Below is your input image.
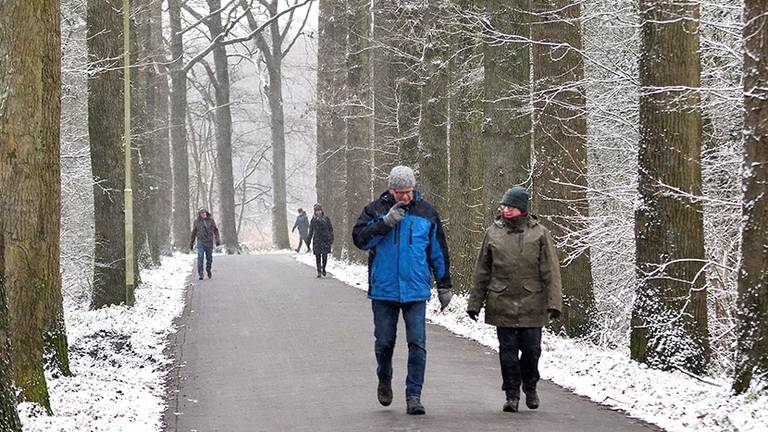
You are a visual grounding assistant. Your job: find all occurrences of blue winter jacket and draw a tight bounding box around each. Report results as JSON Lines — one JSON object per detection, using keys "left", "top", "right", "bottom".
{"left": 352, "top": 191, "right": 452, "bottom": 302}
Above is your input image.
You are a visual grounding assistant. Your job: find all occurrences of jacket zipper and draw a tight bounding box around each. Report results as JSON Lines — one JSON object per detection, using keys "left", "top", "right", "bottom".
{"left": 409, "top": 222, "right": 413, "bottom": 245}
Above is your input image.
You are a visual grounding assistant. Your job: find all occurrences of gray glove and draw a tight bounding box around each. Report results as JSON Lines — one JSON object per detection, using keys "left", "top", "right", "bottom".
{"left": 383, "top": 201, "right": 406, "bottom": 227}
{"left": 437, "top": 288, "right": 453, "bottom": 312}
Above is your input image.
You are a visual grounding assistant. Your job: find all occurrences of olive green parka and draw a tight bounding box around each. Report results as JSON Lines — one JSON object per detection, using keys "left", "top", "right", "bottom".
{"left": 467, "top": 215, "right": 563, "bottom": 328}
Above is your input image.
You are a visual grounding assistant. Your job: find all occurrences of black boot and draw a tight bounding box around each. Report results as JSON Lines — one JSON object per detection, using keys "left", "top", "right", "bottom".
{"left": 322, "top": 269, "right": 327, "bottom": 277}
{"left": 207, "top": 269, "right": 212, "bottom": 279}
{"left": 316, "top": 270, "right": 322, "bottom": 278}
{"left": 198, "top": 275, "right": 204, "bottom": 280}
{"left": 377, "top": 379, "right": 392, "bottom": 406}
{"left": 503, "top": 398, "right": 519, "bottom": 412}
{"left": 406, "top": 398, "right": 425, "bottom": 415}
{"left": 525, "top": 389, "right": 539, "bottom": 410}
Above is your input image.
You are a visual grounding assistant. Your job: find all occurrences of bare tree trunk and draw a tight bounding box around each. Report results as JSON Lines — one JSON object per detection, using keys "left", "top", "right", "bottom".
{"left": 267, "top": 2, "right": 290, "bottom": 250}
{"left": 733, "top": 0, "right": 768, "bottom": 394}
{"left": 205, "top": 0, "right": 239, "bottom": 253}
{"left": 0, "top": 0, "right": 63, "bottom": 410}
{"left": 0, "top": 235, "right": 22, "bottom": 431}
{"left": 142, "top": 0, "right": 173, "bottom": 264}
{"left": 530, "top": 0, "right": 595, "bottom": 337}
{"left": 88, "top": 0, "right": 127, "bottom": 308}
{"left": 484, "top": 0, "right": 531, "bottom": 213}
{"left": 631, "top": 0, "right": 710, "bottom": 374}
{"left": 169, "top": 0, "right": 192, "bottom": 251}
{"left": 317, "top": 0, "right": 348, "bottom": 259}
{"left": 417, "top": 1, "right": 450, "bottom": 213}
{"left": 447, "top": 0, "right": 484, "bottom": 294}
{"left": 344, "top": 0, "right": 373, "bottom": 262}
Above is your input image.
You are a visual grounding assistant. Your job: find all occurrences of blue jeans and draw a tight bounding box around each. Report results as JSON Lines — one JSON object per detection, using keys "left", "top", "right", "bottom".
{"left": 371, "top": 300, "right": 426, "bottom": 400}
{"left": 196, "top": 243, "right": 213, "bottom": 276}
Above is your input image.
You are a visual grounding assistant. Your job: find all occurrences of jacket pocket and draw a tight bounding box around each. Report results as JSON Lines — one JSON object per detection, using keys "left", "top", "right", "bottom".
{"left": 488, "top": 279, "right": 508, "bottom": 293}
{"left": 522, "top": 279, "right": 543, "bottom": 293}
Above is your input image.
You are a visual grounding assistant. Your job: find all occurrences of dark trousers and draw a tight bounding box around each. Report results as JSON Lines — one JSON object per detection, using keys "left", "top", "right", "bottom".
{"left": 296, "top": 235, "right": 309, "bottom": 251}
{"left": 497, "top": 327, "right": 542, "bottom": 398}
{"left": 196, "top": 243, "right": 213, "bottom": 277}
{"left": 372, "top": 300, "right": 427, "bottom": 400}
{"left": 315, "top": 253, "right": 328, "bottom": 273}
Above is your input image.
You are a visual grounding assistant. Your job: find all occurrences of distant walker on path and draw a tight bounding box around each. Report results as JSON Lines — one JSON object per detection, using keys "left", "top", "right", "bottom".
{"left": 190, "top": 208, "right": 221, "bottom": 280}
{"left": 306, "top": 203, "right": 333, "bottom": 277}
{"left": 292, "top": 208, "right": 310, "bottom": 253}
{"left": 352, "top": 165, "right": 453, "bottom": 416}
{"left": 467, "top": 186, "right": 563, "bottom": 413}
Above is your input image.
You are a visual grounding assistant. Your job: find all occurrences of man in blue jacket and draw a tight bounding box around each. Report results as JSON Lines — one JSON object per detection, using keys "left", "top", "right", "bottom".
{"left": 352, "top": 165, "right": 453, "bottom": 415}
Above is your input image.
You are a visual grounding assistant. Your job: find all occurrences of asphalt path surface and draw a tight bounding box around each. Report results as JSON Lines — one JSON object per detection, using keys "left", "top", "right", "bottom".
{"left": 165, "top": 254, "right": 659, "bottom": 432}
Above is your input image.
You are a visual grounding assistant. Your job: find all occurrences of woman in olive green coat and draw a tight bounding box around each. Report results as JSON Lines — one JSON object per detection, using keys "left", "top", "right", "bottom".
{"left": 466, "top": 186, "right": 562, "bottom": 413}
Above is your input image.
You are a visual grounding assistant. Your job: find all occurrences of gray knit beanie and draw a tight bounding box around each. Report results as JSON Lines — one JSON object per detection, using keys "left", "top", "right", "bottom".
{"left": 500, "top": 186, "right": 530, "bottom": 212}
{"left": 388, "top": 165, "right": 416, "bottom": 189}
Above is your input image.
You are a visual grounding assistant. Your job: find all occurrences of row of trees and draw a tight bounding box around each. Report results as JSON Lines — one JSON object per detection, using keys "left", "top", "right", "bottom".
{"left": 1, "top": 0, "right": 316, "bottom": 427}
{"left": 315, "top": 0, "right": 767, "bottom": 391}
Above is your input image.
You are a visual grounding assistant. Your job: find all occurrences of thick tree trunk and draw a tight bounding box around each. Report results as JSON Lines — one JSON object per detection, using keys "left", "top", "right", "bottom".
{"left": 142, "top": 0, "right": 173, "bottom": 264}
{"left": 417, "top": 1, "right": 450, "bottom": 213}
{"left": 267, "top": 7, "right": 291, "bottom": 250}
{"left": 371, "top": 1, "right": 400, "bottom": 192}
{"left": 88, "top": 0, "right": 127, "bottom": 308}
{"left": 447, "top": 0, "right": 484, "bottom": 294}
{"left": 206, "top": 0, "right": 239, "bottom": 254}
{"left": 169, "top": 0, "right": 191, "bottom": 251}
{"left": 484, "top": 0, "right": 531, "bottom": 213}
{"left": 0, "top": 0, "right": 63, "bottom": 410}
{"left": 0, "top": 236, "right": 22, "bottom": 431}
{"left": 631, "top": 0, "right": 710, "bottom": 373}
{"left": 344, "top": 0, "right": 373, "bottom": 262}
{"left": 530, "top": 0, "right": 596, "bottom": 338}
{"left": 733, "top": 0, "right": 768, "bottom": 394}
{"left": 316, "top": 0, "right": 348, "bottom": 259}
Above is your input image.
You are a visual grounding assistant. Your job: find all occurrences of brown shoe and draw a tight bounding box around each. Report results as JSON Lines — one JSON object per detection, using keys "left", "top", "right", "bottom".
{"left": 503, "top": 398, "right": 519, "bottom": 412}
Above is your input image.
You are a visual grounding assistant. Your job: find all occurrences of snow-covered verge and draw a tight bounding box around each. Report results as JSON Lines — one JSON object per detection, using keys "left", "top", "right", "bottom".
{"left": 19, "top": 253, "right": 193, "bottom": 432}
{"left": 295, "top": 253, "right": 768, "bottom": 432}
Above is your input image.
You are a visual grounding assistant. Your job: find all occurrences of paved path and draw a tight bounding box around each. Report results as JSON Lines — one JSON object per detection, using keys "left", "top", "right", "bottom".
{"left": 165, "top": 254, "right": 658, "bottom": 432}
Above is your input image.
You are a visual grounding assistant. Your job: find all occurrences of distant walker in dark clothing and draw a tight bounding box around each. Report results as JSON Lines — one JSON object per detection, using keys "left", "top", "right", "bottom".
{"left": 292, "top": 208, "right": 310, "bottom": 253}
{"left": 306, "top": 203, "right": 333, "bottom": 277}
{"left": 190, "top": 208, "right": 221, "bottom": 280}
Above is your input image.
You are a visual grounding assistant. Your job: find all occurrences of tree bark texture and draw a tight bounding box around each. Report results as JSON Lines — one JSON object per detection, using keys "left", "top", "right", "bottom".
{"left": 530, "top": 0, "right": 596, "bottom": 337}
{"left": 447, "top": 0, "right": 484, "bottom": 294}
{"left": 316, "top": 0, "right": 348, "bottom": 259}
{"left": 0, "top": 0, "right": 64, "bottom": 409}
{"left": 169, "top": 0, "right": 192, "bottom": 251}
{"left": 344, "top": 0, "right": 373, "bottom": 262}
{"left": 417, "top": 1, "right": 450, "bottom": 214}
{"left": 483, "top": 0, "right": 531, "bottom": 214}
{"left": 0, "top": 235, "right": 22, "bottom": 431}
{"left": 205, "top": 0, "right": 239, "bottom": 253}
{"left": 87, "top": 0, "right": 127, "bottom": 308}
{"left": 631, "top": 0, "right": 710, "bottom": 374}
{"left": 733, "top": 0, "right": 768, "bottom": 394}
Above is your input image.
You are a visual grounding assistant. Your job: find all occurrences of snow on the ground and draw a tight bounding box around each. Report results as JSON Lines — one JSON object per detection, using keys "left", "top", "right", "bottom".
{"left": 19, "top": 253, "right": 193, "bottom": 432}
{"left": 295, "top": 252, "right": 768, "bottom": 432}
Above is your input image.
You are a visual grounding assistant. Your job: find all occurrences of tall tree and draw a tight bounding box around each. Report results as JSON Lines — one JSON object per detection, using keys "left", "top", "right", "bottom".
{"left": 87, "top": 0, "right": 127, "bottom": 307}
{"left": 344, "top": 0, "right": 374, "bottom": 262}
{"left": 202, "top": 0, "right": 239, "bottom": 253}
{"left": 0, "top": 0, "right": 64, "bottom": 410}
{"left": 447, "top": 0, "right": 485, "bottom": 293}
{"left": 530, "top": 0, "right": 595, "bottom": 337}
{"left": 417, "top": 0, "right": 450, "bottom": 213}
{"left": 141, "top": 0, "right": 173, "bottom": 264}
{"left": 733, "top": 0, "right": 768, "bottom": 394}
{"left": 483, "top": 0, "right": 531, "bottom": 213}
{"left": 631, "top": 0, "right": 710, "bottom": 373}
{"left": 316, "top": 0, "right": 348, "bottom": 259}
{"left": 169, "top": 0, "right": 192, "bottom": 251}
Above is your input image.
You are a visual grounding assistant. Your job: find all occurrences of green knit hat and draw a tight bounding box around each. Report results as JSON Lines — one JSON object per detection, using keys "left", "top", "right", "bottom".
{"left": 500, "top": 186, "right": 529, "bottom": 212}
